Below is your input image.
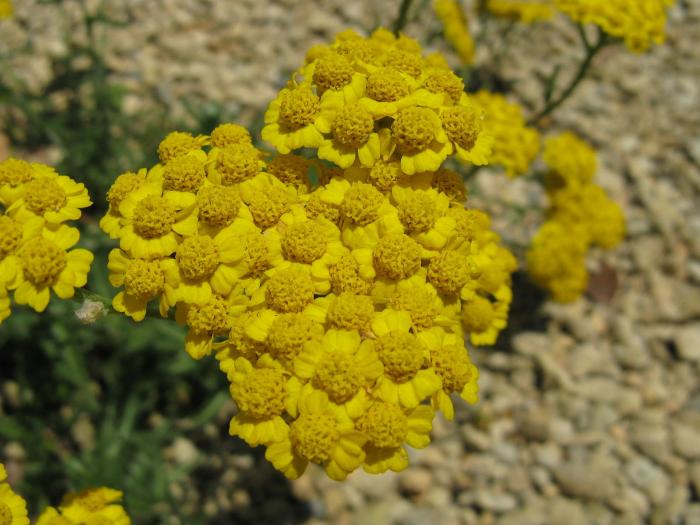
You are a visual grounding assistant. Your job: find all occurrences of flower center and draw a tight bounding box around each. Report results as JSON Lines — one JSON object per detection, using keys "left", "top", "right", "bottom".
{"left": 210, "top": 123, "right": 252, "bottom": 149}
{"left": 163, "top": 154, "right": 205, "bottom": 192}
{"left": 329, "top": 254, "right": 372, "bottom": 295}
{"left": 332, "top": 104, "right": 374, "bottom": 149}
{"left": 20, "top": 237, "right": 66, "bottom": 286}
{"left": 328, "top": 293, "right": 374, "bottom": 330}
{"left": 450, "top": 207, "right": 491, "bottom": 242}
{"left": 232, "top": 367, "right": 287, "bottom": 419}
{"left": 336, "top": 38, "right": 378, "bottom": 63}
{"left": 186, "top": 296, "right": 230, "bottom": 334}
{"left": 282, "top": 220, "right": 327, "bottom": 263}
{"left": 442, "top": 105, "right": 483, "bottom": 150}
{"left": 132, "top": 195, "right": 177, "bottom": 239}
{"left": 176, "top": 235, "right": 219, "bottom": 281}
{"left": 424, "top": 69, "right": 465, "bottom": 103}
{"left": 197, "top": 185, "right": 241, "bottom": 228}
{"left": 366, "top": 68, "right": 410, "bottom": 102}
{"left": 289, "top": 412, "right": 339, "bottom": 463}
{"left": 427, "top": 250, "right": 473, "bottom": 295}
{"left": 0, "top": 501, "right": 13, "bottom": 525}
{"left": 124, "top": 259, "right": 165, "bottom": 299}
{"left": 24, "top": 177, "right": 66, "bottom": 215}
{"left": 242, "top": 232, "right": 270, "bottom": 277}
{"left": 267, "top": 154, "right": 309, "bottom": 187}
{"left": 398, "top": 192, "right": 437, "bottom": 233}
{"left": 268, "top": 313, "right": 319, "bottom": 363}
{"left": 313, "top": 53, "right": 354, "bottom": 92}
{"left": 0, "top": 157, "right": 33, "bottom": 187}
{"left": 373, "top": 233, "right": 421, "bottom": 280}
{"left": 217, "top": 144, "right": 261, "bottom": 185}
{"left": 0, "top": 215, "right": 22, "bottom": 259}
{"left": 158, "top": 131, "right": 203, "bottom": 164}
{"left": 375, "top": 332, "right": 424, "bottom": 383}
{"left": 430, "top": 344, "right": 473, "bottom": 393}
{"left": 107, "top": 171, "right": 145, "bottom": 208}
{"left": 368, "top": 160, "right": 401, "bottom": 191}
{"left": 390, "top": 286, "right": 438, "bottom": 329}
{"left": 279, "top": 87, "right": 320, "bottom": 131}
{"left": 392, "top": 107, "right": 436, "bottom": 154}
{"left": 73, "top": 489, "right": 114, "bottom": 513}
{"left": 462, "top": 295, "right": 495, "bottom": 333}
{"left": 265, "top": 267, "right": 315, "bottom": 313}
{"left": 248, "top": 187, "right": 290, "bottom": 229}
{"left": 432, "top": 169, "right": 467, "bottom": 202}
{"left": 313, "top": 351, "right": 365, "bottom": 403}
{"left": 341, "top": 182, "right": 384, "bottom": 226}
{"left": 356, "top": 401, "right": 408, "bottom": 448}
{"left": 305, "top": 191, "right": 341, "bottom": 224}
{"left": 382, "top": 49, "right": 423, "bottom": 77}
{"left": 229, "top": 312, "right": 268, "bottom": 360}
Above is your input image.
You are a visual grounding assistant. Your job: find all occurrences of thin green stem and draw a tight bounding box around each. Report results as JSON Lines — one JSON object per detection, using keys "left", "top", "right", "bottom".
{"left": 393, "top": 0, "right": 414, "bottom": 35}
{"left": 529, "top": 26, "right": 610, "bottom": 126}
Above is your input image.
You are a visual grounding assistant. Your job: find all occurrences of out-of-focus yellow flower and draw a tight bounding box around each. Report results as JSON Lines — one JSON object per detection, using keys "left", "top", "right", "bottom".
{"left": 0, "top": 462, "right": 29, "bottom": 525}
{"left": 542, "top": 131, "right": 596, "bottom": 189}
{"left": 433, "top": 0, "right": 476, "bottom": 64}
{"left": 0, "top": 0, "right": 13, "bottom": 19}
{"left": 486, "top": 0, "right": 554, "bottom": 23}
{"left": 37, "top": 487, "right": 131, "bottom": 525}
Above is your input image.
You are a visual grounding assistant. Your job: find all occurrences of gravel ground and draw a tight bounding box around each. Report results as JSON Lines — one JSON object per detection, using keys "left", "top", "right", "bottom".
{"left": 3, "top": 1, "right": 700, "bottom": 524}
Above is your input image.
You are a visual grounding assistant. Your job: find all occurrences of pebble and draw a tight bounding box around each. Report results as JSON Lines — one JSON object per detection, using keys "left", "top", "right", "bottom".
{"left": 675, "top": 323, "right": 700, "bottom": 361}
{"left": 398, "top": 468, "right": 433, "bottom": 497}
{"left": 671, "top": 423, "right": 700, "bottom": 459}
{"left": 624, "top": 457, "right": 671, "bottom": 505}
{"left": 552, "top": 461, "right": 617, "bottom": 501}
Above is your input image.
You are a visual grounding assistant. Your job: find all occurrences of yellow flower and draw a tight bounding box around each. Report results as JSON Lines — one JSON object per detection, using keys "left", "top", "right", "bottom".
{"left": 195, "top": 183, "right": 246, "bottom": 235}
{"left": 542, "top": 131, "right": 596, "bottom": 189}
{"left": 266, "top": 154, "right": 311, "bottom": 189}
{"left": 108, "top": 249, "right": 178, "bottom": 321}
{"left": 228, "top": 355, "right": 291, "bottom": 446}
{"left": 440, "top": 100, "right": 493, "bottom": 166}
{"left": 303, "top": 52, "right": 367, "bottom": 100}
{"left": 389, "top": 272, "right": 461, "bottom": 333}
{"left": 0, "top": 158, "right": 34, "bottom": 207}
{"left": 265, "top": 390, "right": 366, "bottom": 480}
{"left": 209, "top": 123, "right": 252, "bottom": 149}
{"left": 486, "top": 0, "right": 555, "bottom": 23}
{"left": 391, "top": 185, "right": 455, "bottom": 250}
{"left": 370, "top": 309, "right": 442, "bottom": 407}
{"left": 99, "top": 169, "right": 148, "bottom": 239}
{"left": 1, "top": 214, "right": 42, "bottom": 290}
{"left": 157, "top": 131, "right": 208, "bottom": 164}
{"left": 356, "top": 401, "right": 434, "bottom": 473}
{"left": 433, "top": 0, "right": 475, "bottom": 64}
{"left": 0, "top": 0, "right": 14, "bottom": 19}
{"left": 262, "top": 84, "right": 333, "bottom": 154}
{"left": 0, "top": 463, "right": 29, "bottom": 525}
{"left": 59, "top": 487, "right": 130, "bottom": 525}
{"left": 12, "top": 225, "right": 93, "bottom": 313}
{"left": 0, "top": 287, "right": 10, "bottom": 324}
{"left": 238, "top": 173, "right": 300, "bottom": 230}
{"left": 359, "top": 67, "right": 419, "bottom": 118}
{"left": 206, "top": 143, "right": 266, "bottom": 187}
{"left": 291, "top": 329, "right": 382, "bottom": 418}
{"left": 318, "top": 103, "right": 381, "bottom": 168}
{"left": 176, "top": 294, "right": 240, "bottom": 359}
{"left": 418, "top": 327, "right": 479, "bottom": 419}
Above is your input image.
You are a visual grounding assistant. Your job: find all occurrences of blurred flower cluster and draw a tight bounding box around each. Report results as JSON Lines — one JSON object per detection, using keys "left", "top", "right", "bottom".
{"left": 0, "top": 158, "right": 93, "bottom": 325}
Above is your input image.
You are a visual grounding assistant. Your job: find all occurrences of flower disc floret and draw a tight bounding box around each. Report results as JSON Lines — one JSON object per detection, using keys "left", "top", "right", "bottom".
{"left": 187, "top": 295, "right": 230, "bottom": 333}
{"left": 313, "top": 352, "right": 365, "bottom": 403}
{"left": 268, "top": 313, "right": 319, "bottom": 362}
{"left": 217, "top": 144, "right": 261, "bottom": 185}
{"left": 0, "top": 158, "right": 33, "bottom": 186}
{"left": 424, "top": 69, "right": 465, "bottom": 103}
{"left": 328, "top": 293, "right": 374, "bottom": 330}
{"left": 462, "top": 295, "right": 494, "bottom": 333}
{"left": 279, "top": 87, "right": 320, "bottom": 131}
{"left": 366, "top": 68, "right": 410, "bottom": 102}
{"left": 390, "top": 287, "right": 439, "bottom": 329}
{"left": 430, "top": 344, "right": 473, "bottom": 393}
{"left": 176, "top": 235, "right": 219, "bottom": 281}
{"left": 266, "top": 267, "right": 315, "bottom": 312}
{"left": 312, "top": 53, "right": 354, "bottom": 91}
{"left": 132, "top": 195, "right": 177, "bottom": 239}
{"left": 306, "top": 191, "right": 341, "bottom": 224}
{"left": 383, "top": 49, "right": 423, "bottom": 77}
{"left": 341, "top": 182, "right": 384, "bottom": 226}
{"left": 242, "top": 233, "right": 271, "bottom": 277}
{"left": 289, "top": 412, "right": 339, "bottom": 463}
{"left": 427, "top": 250, "right": 471, "bottom": 294}
{"left": 158, "top": 131, "right": 205, "bottom": 164}
{"left": 376, "top": 332, "right": 424, "bottom": 383}
{"left": 107, "top": 171, "right": 144, "bottom": 208}
{"left": 369, "top": 160, "right": 401, "bottom": 191}
{"left": 163, "top": 154, "right": 205, "bottom": 192}
{"left": 123, "top": 259, "right": 164, "bottom": 299}
{"left": 197, "top": 185, "right": 240, "bottom": 228}
{"left": 20, "top": 237, "right": 66, "bottom": 286}
{"left": 398, "top": 192, "right": 437, "bottom": 233}
{"left": 267, "top": 155, "right": 309, "bottom": 186}
{"left": 356, "top": 401, "right": 408, "bottom": 448}
{"left": 373, "top": 234, "right": 421, "bottom": 280}
{"left": 332, "top": 104, "right": 374, "bottom": 148}
{"left": 336, "top": 37, "right": 377, "bottom": 62}
{"left": 248, "top": 187, "right": 290, "bottom": 229}
{"left": 0, "top": 216, "right": 22, "bottom": 258}
{"left": 392, "top": 107, "right": 436, "bottom": 153}
{"left": 210, "top": 123, "right": 252, "bottom": 148}
{"left": 23, "top": 177, "right": 66, "bottom": 215}
{"left": 282, "top": 220, "right": 327, "bottom": 263}
{"left": 329, "top": 254, "right": 372, "bottom": 295}
{"left": 232, "top": 367, "right": 287, "bottom": 419}
{"left": 432, "top": 169, "right": 467, "bottom": 202}
{"left": 442, "top": 105, "right": 483, "bottom": 150}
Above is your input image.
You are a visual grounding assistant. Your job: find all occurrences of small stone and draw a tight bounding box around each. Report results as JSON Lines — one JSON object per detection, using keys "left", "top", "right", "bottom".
{"left": 682, "top": 504, "right": 700, "bottom": 525}
{"left": 517, "top": 408, "right": 551, "bottom": 442}
{"left": 624, "top": 457, "right": 670, "bottom": 505}
{"left": 473, "top": 490, "right": 518, "bottom": 513}
{"left": 549, "top": 498, "right": 588, "bottom": 525}
{"left": 675, "top": 323, "right": 700, "bottom": 361}
{"left": 553, "top": 461, "right": 617, "bottom": 501}
{"left": 671, "top": 422, "right": 700, "bottom": 459}
{"left": 398, "top": 467, "right": 432, "bottom": 496}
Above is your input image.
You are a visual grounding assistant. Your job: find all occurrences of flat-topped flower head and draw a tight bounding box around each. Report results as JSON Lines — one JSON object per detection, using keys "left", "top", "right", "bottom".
{"left": 265, "top": 390, "right": 366, "bottom": 480}
{"left": 373, "top": 233, "right": 422, "bottom": 281}
{"left": 157, "top": 131, "right": 208, "bottom": 164}
{"left": 265, "top": 266, "right": 315, "bottom": 313}
{"left": 210, "top": 123, "right": 252, "bottom": 149}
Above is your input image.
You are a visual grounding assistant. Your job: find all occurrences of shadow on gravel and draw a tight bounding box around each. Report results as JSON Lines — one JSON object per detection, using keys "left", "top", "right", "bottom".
{"left": 499, "top": 270, "right": 549, "bottom": 350}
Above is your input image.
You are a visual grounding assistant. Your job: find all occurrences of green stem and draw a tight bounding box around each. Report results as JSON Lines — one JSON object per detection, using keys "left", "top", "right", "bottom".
{"left": 529, "top": 26, "right": 610, "bottom": 125}
{"left": 393, "top": 0, "right": 414, "bottom": 35}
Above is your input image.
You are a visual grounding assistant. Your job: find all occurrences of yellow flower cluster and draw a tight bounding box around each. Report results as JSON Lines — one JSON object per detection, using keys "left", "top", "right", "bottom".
{"left": 485, "top": 0, "right": 555, "bottom": 23}
{"left": 262, "top": 28, "right": 492, "bottom": 175}
{"left": 527, "top": 132, "right": 625, "bottom": 302}
{"left": 0, "top": 158, "right": 93, "bottom": 324}
{"left": 36, "top": 488, "right": 130, "bottom": 525}
{"left": 433, "top": 0, "right": 476, "bottom": 64}
{"left": 555, "top": 0, "right": 675, "bottom": 52}
{"left": 1, "top": 464, "right": 28, "bottom": 525}
{"left": 0, "top": 0, "right": 12, "bottom": 19}
{"left": 473, "top": 91, "right": 541, "bottom": 178}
